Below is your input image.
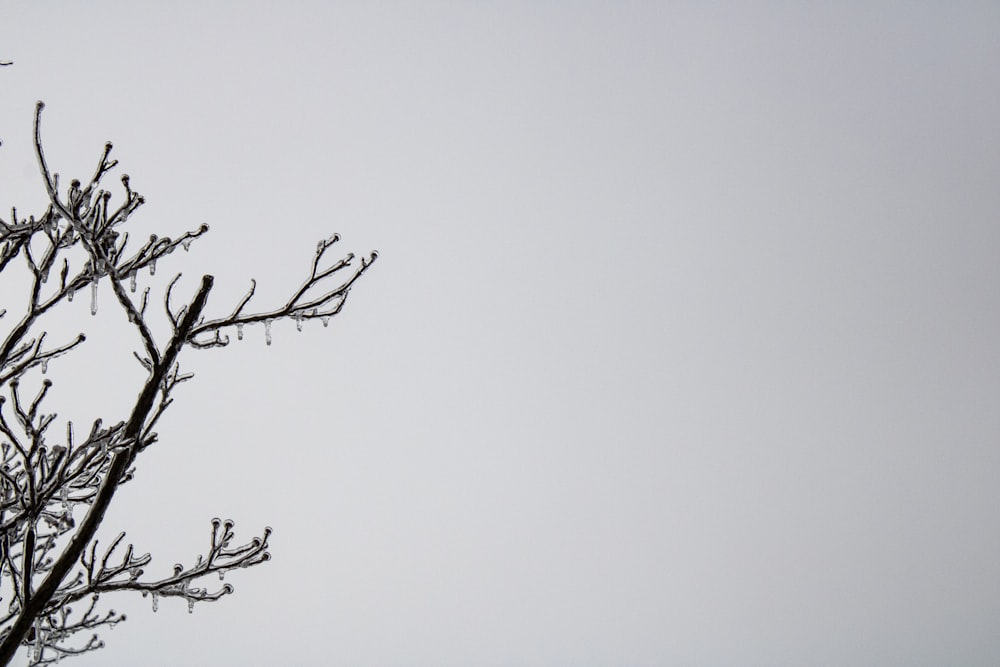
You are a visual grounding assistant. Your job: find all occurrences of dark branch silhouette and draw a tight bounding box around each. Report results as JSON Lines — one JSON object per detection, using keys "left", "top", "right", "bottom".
{"left": 0, "top": 102, "right": 377, "bottom": 664}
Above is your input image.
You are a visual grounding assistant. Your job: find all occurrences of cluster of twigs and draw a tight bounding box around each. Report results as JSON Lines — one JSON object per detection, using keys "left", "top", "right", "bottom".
{"left": 0, "top": 102, "right": 376, "bottom": 664}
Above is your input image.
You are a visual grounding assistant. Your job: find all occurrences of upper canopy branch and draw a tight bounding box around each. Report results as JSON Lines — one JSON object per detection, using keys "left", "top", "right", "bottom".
{"left": 187, "top": 237, "right": 377, "bottom": 349}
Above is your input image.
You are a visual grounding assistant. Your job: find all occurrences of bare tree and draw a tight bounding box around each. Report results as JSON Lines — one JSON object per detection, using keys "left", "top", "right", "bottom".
{"left": 0, "top": 102, "right": 377, "bottom": 664}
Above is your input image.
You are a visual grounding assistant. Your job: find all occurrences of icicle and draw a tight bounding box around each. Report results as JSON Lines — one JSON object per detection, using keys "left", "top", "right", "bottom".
{"left": 100, "top": 438, "right": 107, "bottom": 456}
{"left": 295, "top": 315, "right": 303, "bottom": 332}
{"left": 90, "top": 280, "right": 98, "bottom": 316}
{"left": 67, "top": 287, "right": 74, "bottom": 302}
{"left": 321, "top": 315, "right": 330, "bottom": 328}
{"left": 34, "top": 618, "right": 41, "bottom": 658}
{"left": 41, "top": 359, "right": 48, "bottom": 374}
{"left": 218, "top": 570, "right": 225, "bottom": 581}
{"left": 187, "top": 599, "right": 195, "bottom": 614}
{"left": 151, "top": 592, "right": 158, "bottom": 612}
{"left": 182, "top": 239, "right": 192, "bottom": 252}
{"left": 129, "top": 270, "right": 137, "bottom": 293}
{"left": 236, "top": 323, "right": 244, "bottom": 341}
{"left": 264, "top": 319, "right": 273, "bottom": 346}
{"left": 149, "top": 258, "right": 157, "bottom": 276}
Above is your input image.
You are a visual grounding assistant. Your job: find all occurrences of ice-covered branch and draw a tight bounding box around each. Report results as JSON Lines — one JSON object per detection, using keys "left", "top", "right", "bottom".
{"left": 1, "top": 100, "right": 377, "bottom": 664}
{"left": 46, "top": 519, "right": 269, "bottom": 618}
{"left": 187, "top": 236, "right": 378, "bottom": 348}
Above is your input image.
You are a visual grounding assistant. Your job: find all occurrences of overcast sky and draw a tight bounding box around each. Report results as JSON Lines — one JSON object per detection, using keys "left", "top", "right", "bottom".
{"left": 2, "top": 2, "right": 999, "bottom": 665}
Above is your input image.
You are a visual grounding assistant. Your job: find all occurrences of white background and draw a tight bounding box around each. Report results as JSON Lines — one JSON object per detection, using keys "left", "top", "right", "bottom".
{"left": 1, "top": 2, "right": 999, "bottom": 665}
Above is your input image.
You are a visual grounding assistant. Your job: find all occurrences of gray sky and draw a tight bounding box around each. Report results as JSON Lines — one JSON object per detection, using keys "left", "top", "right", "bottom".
{"left": 2, "top": 2, "right": 999, "bottom": 665}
